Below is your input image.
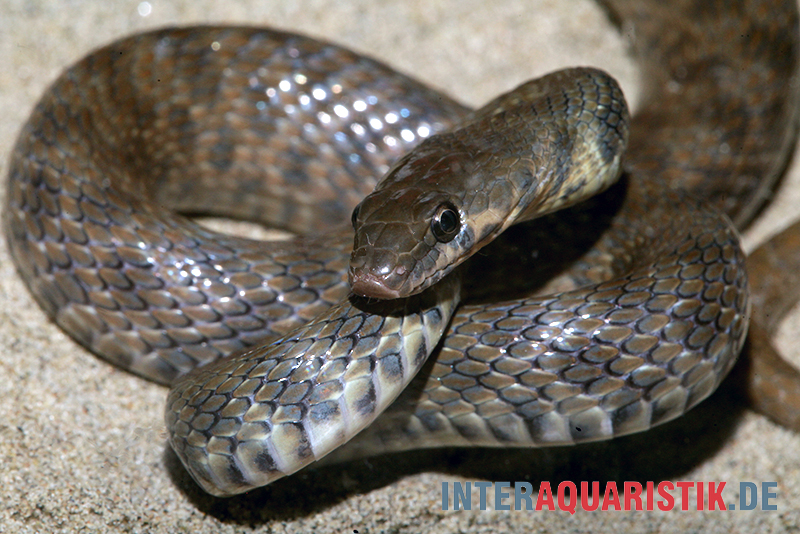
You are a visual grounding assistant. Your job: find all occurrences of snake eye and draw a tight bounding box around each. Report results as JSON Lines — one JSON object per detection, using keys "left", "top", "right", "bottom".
{"left": 431, "top": 203, "right": 460, "bottom": 242}
{"left": 351, "top": 203, "right": 361, "bottom": 229}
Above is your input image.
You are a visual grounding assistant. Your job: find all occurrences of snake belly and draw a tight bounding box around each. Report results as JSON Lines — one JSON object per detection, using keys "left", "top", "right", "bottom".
{"left": 4, "top": 0, "right": 799, "bottom": 497}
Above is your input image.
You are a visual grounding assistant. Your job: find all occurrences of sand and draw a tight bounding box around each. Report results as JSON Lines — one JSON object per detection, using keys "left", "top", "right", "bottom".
{"left": 2, "top": 0, "right": 800, "bottom": 532}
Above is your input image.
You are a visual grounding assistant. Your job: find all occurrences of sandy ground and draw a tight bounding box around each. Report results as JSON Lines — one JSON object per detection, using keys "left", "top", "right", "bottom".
{"left": 2, "top": 0, "right": 800, "bottom": 532}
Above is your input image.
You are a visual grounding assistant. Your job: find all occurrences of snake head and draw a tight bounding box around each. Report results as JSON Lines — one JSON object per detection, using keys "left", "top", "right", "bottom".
{"left": 349, "top": 187, "right": 472, "bottom": 299}
{"left": 348, "top": 141, "right": 506, "bottom": 299}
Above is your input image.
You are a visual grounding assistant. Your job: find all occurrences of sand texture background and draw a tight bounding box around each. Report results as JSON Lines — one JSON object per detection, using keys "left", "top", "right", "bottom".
{"left": 2, "top": 0, "right": 800, "bottom": 532}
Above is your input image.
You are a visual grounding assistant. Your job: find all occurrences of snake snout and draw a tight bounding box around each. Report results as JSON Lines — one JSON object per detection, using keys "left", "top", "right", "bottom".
{"left": 348, "top": 249, "right": 405, "bottom": 299}
{"left": 349, "top": 271, "right": 403, "bottom": 299}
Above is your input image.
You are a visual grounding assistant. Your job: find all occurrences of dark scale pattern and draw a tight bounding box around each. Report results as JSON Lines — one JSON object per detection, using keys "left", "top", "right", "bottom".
{"left": 5, "top": 0, "right": 799, "bottom": 498}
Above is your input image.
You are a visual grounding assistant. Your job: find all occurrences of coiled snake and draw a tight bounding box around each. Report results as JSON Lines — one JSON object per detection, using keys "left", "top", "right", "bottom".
{"left": 5, "top": 0, "right": 799, "bottom": 497}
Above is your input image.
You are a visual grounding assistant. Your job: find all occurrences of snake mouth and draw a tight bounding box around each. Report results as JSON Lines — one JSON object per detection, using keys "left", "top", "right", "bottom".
{"left": 349, "top": 270, "right": 403, "bottom": 299}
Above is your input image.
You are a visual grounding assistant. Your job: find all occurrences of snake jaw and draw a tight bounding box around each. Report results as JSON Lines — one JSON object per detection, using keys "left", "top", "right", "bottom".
{"left": 349, "top": 265, "right": 404, "bottom": 299}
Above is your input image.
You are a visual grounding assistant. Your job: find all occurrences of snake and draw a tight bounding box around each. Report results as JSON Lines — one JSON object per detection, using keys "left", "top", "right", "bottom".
{"left": 4, "top": 0, "right": 799, "bottom": 498}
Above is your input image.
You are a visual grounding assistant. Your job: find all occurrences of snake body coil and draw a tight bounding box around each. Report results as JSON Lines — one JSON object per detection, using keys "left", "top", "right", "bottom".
{"left": 5, "top": 0, "right": 800, "bottom": 497}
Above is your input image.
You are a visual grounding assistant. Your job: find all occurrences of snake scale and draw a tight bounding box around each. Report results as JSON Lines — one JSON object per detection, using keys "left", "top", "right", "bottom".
{"left": 5, "top": 0, "right": 800, "bottom": 497}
